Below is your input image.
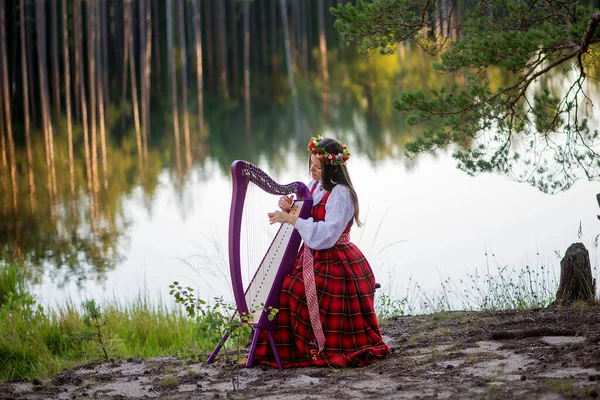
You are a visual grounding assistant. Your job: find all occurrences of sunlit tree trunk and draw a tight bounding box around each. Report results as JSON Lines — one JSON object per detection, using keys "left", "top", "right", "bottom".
{"left": 229, "top": 0, "right": 239, "bottom": 95}
{"left": 204, "top": 0, "right": 214, "bottom": 94}
{"left": 139, "top": 0, "right": 146, "bottom": 161}
{"left": 75, "top": 0, "right": 96, "bottom": 231}
{"left": 318, "top": 0, "right": 330, "bottom": 118}
{"left": 0, "top": 4, "right": 17, "bottom": 212}
{"left": 36, "top": 0, "right": 58, "bottom": 209}
{"left": 87, "top": 0, "right": 99, "bottom": 195}
{"left": 127, "top": 0, "right": 143, "bottom": 178}
{"left": 243, "top": 0, "right": 251, "bottom": 137}
{"left": 101, "top": 0, "right": 109, "bottom": 108}
{"left": 192, "top": 0, "right": 205, "bottom": 140}
{"left": 178, "top": 0, "right": 192, "bottom": 170}
{"left": 74, "top": 0, "right": 89, "bottom": 192}
{"left": 167, "top": 0, "right": 182, "bottom": 178}
{"left": 20, "top": 0, "right": 36, "bottom": 212}
{"left": 143, "top": 0, "right": 151, "bottom": 162}
{"left": 62, "top": 0, "right": 75, "bottom": 212}
{"left": 139, "top": 0, "right": 151, "bottom": 166}
{"left": 51, "top": 0, "right": 61, "bottom": 113}
{"left": 96, "top": 0, "right": 108, "bottom": 191}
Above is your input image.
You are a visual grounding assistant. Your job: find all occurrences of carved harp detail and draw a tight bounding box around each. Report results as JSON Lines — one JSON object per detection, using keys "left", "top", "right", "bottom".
{"left": 208, "top": 160, "right": 313, "bottom": 370}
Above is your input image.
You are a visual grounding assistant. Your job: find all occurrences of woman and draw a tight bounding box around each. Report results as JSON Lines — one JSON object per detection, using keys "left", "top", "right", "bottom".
{"left": 254, "top": 136, "right": 391, "bottom": 368}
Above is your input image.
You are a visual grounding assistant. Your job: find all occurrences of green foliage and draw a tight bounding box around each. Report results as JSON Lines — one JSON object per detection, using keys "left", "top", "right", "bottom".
{"left": 0, "top": 263, "right": 57, "bottom": 380}
{"left": 169, "top": 281, "right": 278, "bottom": 391}
{"left": 0, "top": 262, "right": 43, "bottom": 318}
{"left": 70, "top": 300, "right": 110, "bottom": 361}
{"left": 375, "top": 293, "right": 408, "bottom": 319}
{"left": 333, "top": 0, "right": 600, "bottom": 194}
{"left": 0, "top": 269, "right": 213, "bottom": 381}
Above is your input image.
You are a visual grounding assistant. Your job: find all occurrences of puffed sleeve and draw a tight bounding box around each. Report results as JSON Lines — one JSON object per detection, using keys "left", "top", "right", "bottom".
{"left": 294, "top": 184, "right": 354, "bottom": 250}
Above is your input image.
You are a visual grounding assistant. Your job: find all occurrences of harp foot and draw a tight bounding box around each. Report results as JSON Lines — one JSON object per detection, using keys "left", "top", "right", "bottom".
{"left": 207, "top": 331, "right": 230, "bottom": 364}
{"left": 245, "top": 327, "right": 283, "bottom": 371}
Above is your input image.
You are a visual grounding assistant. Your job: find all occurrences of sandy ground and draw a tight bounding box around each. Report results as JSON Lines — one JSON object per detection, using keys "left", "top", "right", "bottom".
{"left": 2, "top": 307, "right": 600, "bottom": 399}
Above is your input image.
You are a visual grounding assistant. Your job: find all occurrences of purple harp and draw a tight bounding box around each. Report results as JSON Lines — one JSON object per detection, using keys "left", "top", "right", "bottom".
{"left": 207, "top": 160, "right": 313, "bottom": 370}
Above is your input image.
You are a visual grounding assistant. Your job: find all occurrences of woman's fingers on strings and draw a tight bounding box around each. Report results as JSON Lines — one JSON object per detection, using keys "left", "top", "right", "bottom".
{"left": 268, "top": 211, "right": 279, "bottom": 224}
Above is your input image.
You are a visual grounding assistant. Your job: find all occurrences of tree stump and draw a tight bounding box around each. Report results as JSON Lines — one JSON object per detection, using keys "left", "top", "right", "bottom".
{"left": 553, "top": 242, "right": 595, "bottom": 306}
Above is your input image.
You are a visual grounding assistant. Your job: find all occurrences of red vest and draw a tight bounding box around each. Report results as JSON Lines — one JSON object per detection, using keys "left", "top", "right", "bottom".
{"left": 310, "top": 185, "right": 352, "bottom": 235}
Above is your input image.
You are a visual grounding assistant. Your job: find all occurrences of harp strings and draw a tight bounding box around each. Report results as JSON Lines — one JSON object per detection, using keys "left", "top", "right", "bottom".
{"left": 241, "top": 183, "right": 279, "bottom": 312}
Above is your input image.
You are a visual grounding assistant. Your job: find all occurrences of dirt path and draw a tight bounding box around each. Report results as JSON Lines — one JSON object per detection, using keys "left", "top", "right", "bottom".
{"left": 2, "top": 307, "right": 600, "bottom": 399}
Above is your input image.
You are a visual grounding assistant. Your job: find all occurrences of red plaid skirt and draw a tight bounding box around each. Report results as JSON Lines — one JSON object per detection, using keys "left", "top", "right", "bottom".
{"left": 254, "top": 241, "right": 391, "bottom": 368}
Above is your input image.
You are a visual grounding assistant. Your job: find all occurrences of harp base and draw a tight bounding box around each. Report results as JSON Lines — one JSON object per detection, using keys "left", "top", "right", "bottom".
{"left": 206, "top": 327, "right": 283, "bottom": 371}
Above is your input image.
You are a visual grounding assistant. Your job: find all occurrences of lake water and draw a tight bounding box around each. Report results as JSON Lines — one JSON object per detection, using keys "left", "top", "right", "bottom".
{"left": 34, "top": 148, "right": 599, "bottom": 311}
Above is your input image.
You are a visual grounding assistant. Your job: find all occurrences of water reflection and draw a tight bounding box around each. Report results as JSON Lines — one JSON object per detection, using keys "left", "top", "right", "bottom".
{"left": 0, "top": 0, "right": 599, "bottom": 294}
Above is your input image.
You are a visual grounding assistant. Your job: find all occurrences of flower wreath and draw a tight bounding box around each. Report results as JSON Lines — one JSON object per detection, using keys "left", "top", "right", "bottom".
{"left": 307, "top": 136, "right": 351, "bottom": 166}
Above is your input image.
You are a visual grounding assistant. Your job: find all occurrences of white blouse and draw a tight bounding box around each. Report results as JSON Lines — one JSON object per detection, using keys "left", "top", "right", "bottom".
{"left": 294, "top": 180, "right": 355, "bottom": 250}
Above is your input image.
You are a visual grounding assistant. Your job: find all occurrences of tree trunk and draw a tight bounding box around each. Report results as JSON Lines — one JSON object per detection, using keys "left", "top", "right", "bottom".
{"left": 87, "top": 0, "right": 99, "bottom": 195}
{"left": 73, "top": 0, "right": 81, "bottom": 122}
{"left": 51, "top": 0, "right": 61, "bottom": 113}
{"left": 191, "top": 0, "right": 205, "bottom": 140}
{"left": 127, "top": 0, "right": 143, "bottom": 178}
{"left": 178, "top": 0, "right": 192, "bottom": 170}
{"left": 139, "top": 0, "right": 146, "bottom": 160}
{"left": 167, "top": 0, "right": 182, "bottom": 178}
{"left": 96, "top": 0, "right": 108, "bottom": 191}
{"left": 143, "top": 0, "right": 151, "bottom": 162}
{"left": 300, "top": 0, "right": 308, "bottom": 75}
{"left": 139, "top": 0, "right": 151, "bottom": 166}
{"left": 229, "top": 0, "right": 239, "bottom": 96}
{"left": 204, "top": 0, "right": 214, "bottom": 94}
{"left": 0, "top": 97, "right": 7, "bottom": 215}
{"left": 20, "top": 0, "right": 36, "bottom": 212}
{"left": 280, "top": 0, "right": 296, "bottom": 99}
{"left": 152, "top": 0, "right": 162, "bottom": 98}
{"left": 553, "top": 243, "right": 596, "bottom": 305}
{"left": 36, "top": 0, "right": 58, "bottom": 207}
{"left": 270, "top": 0, "right": 277, "bottom": 85}
{"left": 21, "top": 2, "right": 37, "bottom": 124}
{"left": 0, "top": 3, "right": 17, "bottom": 212}
{"left": 216, "top": 0, "right": 229, "bottom": 100}
{"left": 250, "top": 3, "right": 258, "bottom": 80}
{"left": 243, "top": 0, "right": 251, "bottom": 137}
{"left": 62, "top": 0, "right": 75, "bottom": 213}
{"left": 318, "top": 0, "right": 330, "bottom": 118}
{"left": 75, "top": 0, "right": 95, "bottom": 224}
{"left": 260, "top": 0, "right": 268, "bottom": 74}
{"left": 101, "top": 0, "right": 109, "bottom": 108}
{"left": 121, "top": 0, "right": 130, "bottom": 110}
{"left": 287, "top": 0, "right": 296, "bottom": 71}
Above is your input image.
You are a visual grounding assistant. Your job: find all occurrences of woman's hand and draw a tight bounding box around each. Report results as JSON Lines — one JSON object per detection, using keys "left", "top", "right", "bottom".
{"left": 278, "top": 195, "right": 293, "bottom": 213}
{"left": 268, "top": 210, "right": 298, "bottom": 226}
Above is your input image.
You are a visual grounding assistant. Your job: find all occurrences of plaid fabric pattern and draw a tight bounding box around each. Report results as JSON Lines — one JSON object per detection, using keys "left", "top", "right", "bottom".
{"left": 254, "top": 189, "right": 391, "bottom": 368}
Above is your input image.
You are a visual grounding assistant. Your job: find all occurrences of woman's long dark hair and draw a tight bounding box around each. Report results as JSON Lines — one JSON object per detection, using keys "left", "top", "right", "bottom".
{"left": 313, "top": 138, "right": 362, "bottom": 227}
